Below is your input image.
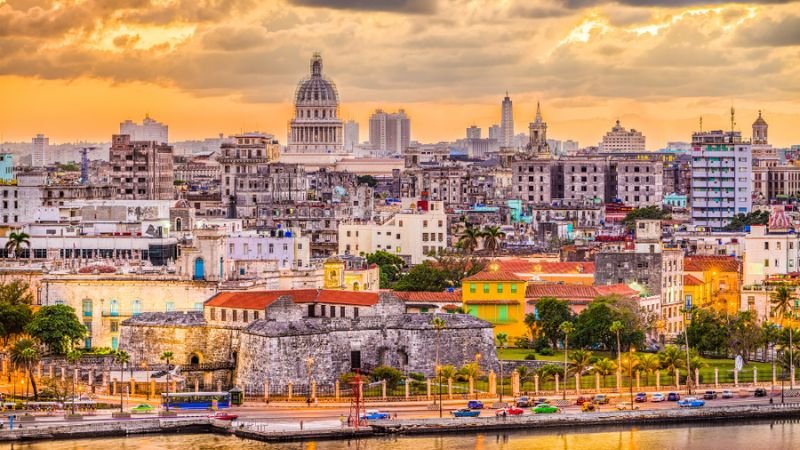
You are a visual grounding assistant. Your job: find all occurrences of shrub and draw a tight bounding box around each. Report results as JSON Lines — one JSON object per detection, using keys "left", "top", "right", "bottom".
{"left": 370, "top": 365, "right": 404, "bottom": 389}
{"left": 524, "top": 353, "right": 537, "bottom": 360}
{"left": 408, "top": 372, "right": 425, "bottom": 382}
{"left": 513, "top": 337, "right": 534, "bottom": 349}
{"left": 538, "top": 347, "right": 555, "bottom": 356}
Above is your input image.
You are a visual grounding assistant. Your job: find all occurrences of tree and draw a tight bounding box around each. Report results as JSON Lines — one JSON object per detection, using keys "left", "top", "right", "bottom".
{"left": 683, "top": 308, "right": 727, "bottom": 355}
{"left": 65, "top": 349, "right": 81, "bottom": 413}
{"left": 114, "top": 350, "right": 130, "bottom": 412}
{"left": 356, "top": 175, "right": 378, "bottom": 188}
{"left": 436, "top": 364, "right": 457, "bottom": 381}
{"left": 772, "top": 286, "right": 795, "bottom": 324}
{"left": 25, "top": 305, "right": 86, "bottom": 355}
{"left": 569, "top": 349, "right": 593, "bottom": 376}
{"left": 10, "top": 338, "right": 39, "bottom": 400}
{"left": 161, "top": 351, "right": 174, "bottom": 412}
{"left": 638, "top": 353, "right": 661, "bottom": 385}
{"left": 366, "top": 251, "right": 406, "bottom": 288}
{"left": 537, "top": 364, "right": 564, "bottom": 382}
{"left": 533, "top": 297, "right": 572, "bottom": 349}
{"left": 480, "top": 226, "right": 506, "bottom": 255}
{"left": 622, "top": 206, "right": 670, "bottom": 230}
{"left": 559, "top": 321, "right": 575, "bottom": 396}
{"left": 458, "top": 362, "right": 481, "bottom": 381}
{"left": 5, "top": 231, "right": 31, "bottom": 259}
{"left": 723, "top": 210, "right": 770, "bottom": 232}
{"left": 496, "top": 333, "right": 508, "bottom": 358}
{"left": 371, "top": 365, "right": 403, "bottom": 389}
{"left": 0, "top": 281, "right": 34, "bottom": 346}
{"left": 432, "top": 316, "right": 446, "bottom": 393}
{"left": 610, "top": 320, "right": 624, "bottom": 363}
{"left": 727, "top": 311, "right": 763, "bottom": 363}
{"left": 457, "top": 226, "right": 482, "bottom": 254}
{"left": 592, "top": 358, "right": 617, "bottom": 387}
{"left": 523, "top": 313, "right": 539, "bottom": 343}
{"left": 762, "top": 322, "right": 782, "bottom": 362}
{"left": 394, "top": 261, "right": 449, "bottom": 292}
{"left": 619, "top": 353, "right": 640, "bottom": 375}
{"left": 658, "top": 345, "right": 686, "bottom": 374}
{"left": 572, "top": 296, "right": 645, "bottom": 355}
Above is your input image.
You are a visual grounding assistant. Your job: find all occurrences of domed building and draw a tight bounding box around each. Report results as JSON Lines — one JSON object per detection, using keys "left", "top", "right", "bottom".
{"left": 286, "top": 53, "right": 345, "bottom": 154}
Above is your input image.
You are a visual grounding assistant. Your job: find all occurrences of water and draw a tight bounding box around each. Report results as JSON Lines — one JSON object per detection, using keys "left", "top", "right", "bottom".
{"left": 2, "top": 420, "right": 800, "bottom": 450}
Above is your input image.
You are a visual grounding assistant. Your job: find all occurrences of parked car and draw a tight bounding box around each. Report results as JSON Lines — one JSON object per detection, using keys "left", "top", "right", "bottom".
{"left": 755, "top": 388, "right": 768, "bottom": 397}
{"left": 634, "top": 393, "right": 647, "bottom": 403}
{"left": 361, "top": 410, "right": 391, "bottom": 420}
{"left": 616, "top": 402, "right": 640, "bottom": 411}
{"left": 209, "top": 412, "right": 239, "bottom": 421}
{"left": 651, "top": 393, "right": 666, "bottom": 402}
{"left": 452, "top": 408, "right": 481, "bottom": 417}
{"left": 581, "top": 402, "right": 596, "bottom": 412}
{"left": 721, "top": 390, "right": 735, "bottom": 399}
{"left": 575, "top": 396, "right": 591, "bottom": 406}
{"left": 131, "top": 404, "right": 155, "bottom": 414}
{"left": 533, "top": 398, "right": 549, "bottom": 406}
{"left": 593, "top": 394, "right": 610, "bottom": 404}
{"left": 467, "top": 400, "right": 484, "bottom": 409}
{"left": 677, "top": 397, "right": 705, "bottom": 408}
{"left": 516, "top": 396, "right": 532, "bottom": 407}
{"left": 495, "top": 406, "right": 524, "bottom": 416}
{"left": 703, "top": 391, "right": 718, "bottom": 400}
{"left": 667, "top": 392, "right": 681, "bottom": 401}
{"left": 532, "top": 403, "right": 559, "bottom": 414}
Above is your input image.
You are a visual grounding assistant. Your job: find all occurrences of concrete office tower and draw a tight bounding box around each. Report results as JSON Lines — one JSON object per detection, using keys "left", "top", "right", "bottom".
{"left": 599, "top": 120, "right": 646, "bottom": 152}
{"left": 466, "top": 125, "right": 481, "bottom": 139}
{"left": 31, "top": 134, "right": 48, "bottom": 167}
{"left": 344, "top": 120, "right": 359, "bottom": 152}
{"left": 501, "top": 93, "right": 514, "bottom": 147}
{"left": 488, "top": 124, "right": 501, "bottom": 141}
{"left": 287, "top": 53, "right": 344, "bottom": 154}
{"left": 120, "top": 115, "right": 169, "bottom": 143}
{"left": 110, "top": 134, "right": 175, "bottom": 200}
{"left": 369, "top": 109, "right": 411, "bottom": 154}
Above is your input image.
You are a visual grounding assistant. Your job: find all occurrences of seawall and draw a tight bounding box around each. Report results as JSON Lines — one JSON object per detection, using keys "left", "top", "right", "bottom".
{"left": 0, "top": 417, "right": 213, "bottom": 442}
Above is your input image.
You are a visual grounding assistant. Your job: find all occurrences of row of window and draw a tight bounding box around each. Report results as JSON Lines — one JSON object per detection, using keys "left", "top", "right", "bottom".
{"left": 468, "top": 283, "right": 519, "bottom": 294}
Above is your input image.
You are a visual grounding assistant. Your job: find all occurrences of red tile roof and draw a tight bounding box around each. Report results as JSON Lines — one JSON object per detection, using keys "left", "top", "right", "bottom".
{"left": 205, "top": 289, "right": 379, "bottom": 309}
{"left": 525, "top": 283, "right": 638, "bottom": 303}
{"left": 495, "top": 259, "right": 595, "bottom": 275}
{"left": 463, "top": 271, "right": 527, "bottom": 282}
{"left": 393, "top": 291, "right": 462, "bottom": 303}
{"left": 684, "top": 274, "right": 704, "bottom": 286}
{"left": 684, "top": 256, "right": 740, "bottom": 273}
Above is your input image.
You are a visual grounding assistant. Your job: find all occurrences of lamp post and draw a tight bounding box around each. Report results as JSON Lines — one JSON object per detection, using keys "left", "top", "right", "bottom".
{"left": 305, "top": 357, "right": 314, "bottom": 406}
{"left": 474, "top": 353, "right": 481, "bottom": 400}
{"left": 437, "top": 364, "right": 443, "bottom": 418}
{"left": 141, "top": 362, "right": 149, "bottom": 400}
{"left": 629, "top": 347, "right": 636, "bottom": 405}
{"left": 21, "top": 379, "right": 26, "bottom": 410}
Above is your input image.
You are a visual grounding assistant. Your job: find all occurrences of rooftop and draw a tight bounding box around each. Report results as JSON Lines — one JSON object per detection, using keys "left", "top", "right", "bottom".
{"left": 684, "top": 256, "right": 740, "bottom": 273}
{"left": 205, "top": 289, "right": 379, "bottom": 310}
{"left": 463, "top": 271, "right": 527, "bottom": 282}
{"left": 525, "top": 283, "right": 638, "bottom": 303}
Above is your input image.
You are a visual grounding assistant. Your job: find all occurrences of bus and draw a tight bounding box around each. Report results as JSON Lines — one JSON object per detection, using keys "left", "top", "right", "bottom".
{"left": 161, "top": 392, "right": 230, "bottom": 410}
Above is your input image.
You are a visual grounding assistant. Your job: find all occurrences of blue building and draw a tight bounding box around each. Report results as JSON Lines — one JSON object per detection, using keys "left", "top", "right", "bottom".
{"left": 0, "top": 154, "right": 13, "bottom": 183}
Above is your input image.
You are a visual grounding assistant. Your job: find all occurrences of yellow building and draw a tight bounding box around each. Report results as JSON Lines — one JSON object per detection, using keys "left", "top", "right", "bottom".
{"left": 323, "top": 257, "right": 380, "bottom": 292}
{"left": 684, "top": 256, "right": 741, "bottom": 315}
{"left": 461, "top": 269, "right": 528, "bottom": 339}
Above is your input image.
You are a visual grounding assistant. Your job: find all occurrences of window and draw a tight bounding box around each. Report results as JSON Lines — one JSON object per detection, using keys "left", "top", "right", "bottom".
{"left": 497, "top": 284, "right": 503, "bottom": 294}
{"left": 232, "top": 309, "right": 238, "bottom": 321}
{"left": 221, "top": 309, "right": 227, "bottom": 321}
{"left": 354, "top": 307, "right": 359, "bottom": 318}
{"left": 82, "top": 299, "right": 92, "bottom": 317}
{"left": 111, "top": 337, "right": 118, "bottom": 350}
{"left": 330, "top": 307, "right": 336, "bottom": 318}
{"left": 211, "top": 308, "right": 216, "bottom": 320}
{"left": 194, "top": 302, "right": 203, "bottom": 312}
{"left": 483, "top": 283, "right": 490, "bottom": 293}
{"left": 254, "top": 311, "right": 259, "bottom": 320}
{"left": 166, "top": 302, "right": 175, "bottom": 312}
{"left": 321, "top": 305, "right": 327, "bottom": 316}
{"left": 510, "top": 284, "right": 518, "bottom": 294}
{"left": 308, "top": 304, "right": 316, "bottom": 317}
{"left": 243, "top": 310, "right": 248, "bottom": 322}
{"left": 110, "top": 321, "right": 119, "bottom": 332}
{"left": 110, "top": 299, "right": 119, "bottom": 317}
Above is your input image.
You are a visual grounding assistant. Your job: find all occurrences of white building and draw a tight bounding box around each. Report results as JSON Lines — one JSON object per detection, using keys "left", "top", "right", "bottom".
{"left": 369, "top": 109, "right": 411, "bottom": 154}
{"left": 743, "top": 213, "right": 800, "bottom": 286}
{"left": 466, "top": 125, "right": 481, "bottom": 139}
{"left": 338, "top": 200, "right": 448, "bottom": 265}
{"left": 599, "top": 120, "right": 646, "bottom": 153}
{"left": 31, "top": 134, "right": 48, "bottom": 167}
{"left": 690, "top": 130, "right": 752, "bottom": 230}
{"left": 501, "top": 93, "right": 514, "bottom": 147}
{"left": 225, "top": 231, "right": 310, "bottom": 270}
{"left": 344, "top": 120, "right": 359, "bottom": 152}
{"left": 488, "top": 124, "right": 502, "bottom": 142}
{"left": 120, "top": 115, "right": 169, "bottom": 143}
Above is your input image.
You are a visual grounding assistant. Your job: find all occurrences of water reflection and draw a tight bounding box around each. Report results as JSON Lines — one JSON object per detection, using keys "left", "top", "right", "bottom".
{"left": 2, "top": 420, "right": 799, "bottom": 450}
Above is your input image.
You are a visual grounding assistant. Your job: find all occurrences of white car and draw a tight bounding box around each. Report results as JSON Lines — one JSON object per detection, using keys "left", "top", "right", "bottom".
{"left": 616, "top": 402, "right": 640, "bottom": 411}
{"left": 721, "top": 390, "right": 735, "bottom": 399}
{"left": 651, "top": 393, "right": 665, "bottom": 402}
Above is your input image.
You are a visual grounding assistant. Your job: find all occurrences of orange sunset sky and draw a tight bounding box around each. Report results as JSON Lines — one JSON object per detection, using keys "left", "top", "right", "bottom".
{"left": 0, "top": 0, "right": 799, "bottom": 149}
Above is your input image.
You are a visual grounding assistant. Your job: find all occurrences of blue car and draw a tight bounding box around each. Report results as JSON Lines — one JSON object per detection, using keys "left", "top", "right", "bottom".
{"left": 361, "top": 410, "right": 391, "bottom": 420}
{"left": 452, "top": 408, "right": 481, "bottom": 417}
{"left": 677, "top": 397, "right": 705, "bottom": 408}
{"left": 467, "top": 400, "right": 484, "bottom": 409}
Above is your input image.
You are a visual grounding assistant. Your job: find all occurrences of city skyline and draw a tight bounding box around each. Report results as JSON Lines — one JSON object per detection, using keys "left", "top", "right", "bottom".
{"left": 0, "top": 0, "right": 799, "bottom": 148}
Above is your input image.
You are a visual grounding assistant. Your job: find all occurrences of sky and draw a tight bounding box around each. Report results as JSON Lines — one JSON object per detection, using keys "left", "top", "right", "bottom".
{"left": 0, "top": 0, "right": 799, "bottom": 149}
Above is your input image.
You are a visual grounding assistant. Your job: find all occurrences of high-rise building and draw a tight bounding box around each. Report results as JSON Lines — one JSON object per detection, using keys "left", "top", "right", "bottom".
{"left": 120, "top": 115, "right": 169, "bottom": 143}
{"left": 527, "top": 102, "right": 549, "bottom": 156}
{"left": 110, "top": 134, "right": 174, "bottom": 200}
{"left": 286, "top": 53, "right": 344, "bottom": 154}
{"left": 501, "top": 93, "right": 514, "bottom": 147}
{"left": 369, "top": 109, "right": 410, "bottom": 154}
{"left": 690, "top": 129, "right": 752, "bottom": 230}
{"left": 31, "top": 134, "right": 48, "bottom": 167}
{"left": 488, "top": 124, "right": 501, "bottom": 141}
{"left": 344, "top": 120, "right": 359, "bottom": 152}
{"left": 599, "top": 120, "right": 646, "bottom": 152}
{"left": 466, "top": 125, "right": 481, "bottom": 139}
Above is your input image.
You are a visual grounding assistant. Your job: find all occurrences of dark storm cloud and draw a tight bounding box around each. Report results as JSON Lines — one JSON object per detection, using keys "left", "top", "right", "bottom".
{"left": 734, "top": 15, "right": 800, "bottom": 47}
{"left": 562, "top": 0, "right": 797, "bottom": 7}
{"left": 287, "top": 0, "right": 437, "bottom": 14}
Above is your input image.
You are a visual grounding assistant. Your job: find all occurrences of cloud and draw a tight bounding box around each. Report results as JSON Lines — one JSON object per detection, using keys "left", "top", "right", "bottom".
{"left": 735, "top": 15, "right": 800, "bottom": 47}
{"left": 562, "top": 0, "right": 797, "bottom": 6}
{"left": 287, "top": 0, "right": 437, "bottom": 14}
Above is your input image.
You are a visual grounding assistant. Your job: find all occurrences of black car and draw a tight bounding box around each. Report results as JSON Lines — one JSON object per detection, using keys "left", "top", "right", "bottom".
{"left": 516, "top": 396, "right": 532, "bottom": 407}
{"left": 667, "top": 392, "right": 681, "bottom": 401}
{"left": 754, "top": 388, "right": 768, "bottom": 397}
{"left": 703, "top": 391, "right": 717, "bottom": 400}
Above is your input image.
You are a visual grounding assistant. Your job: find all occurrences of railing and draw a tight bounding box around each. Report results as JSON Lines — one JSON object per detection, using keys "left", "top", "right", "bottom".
{"left": 182, "top": 362, "right": 235, "bottom": 371}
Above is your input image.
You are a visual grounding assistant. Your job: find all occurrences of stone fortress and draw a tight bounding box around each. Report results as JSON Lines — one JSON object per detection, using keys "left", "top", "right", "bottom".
{"left": 120, "top": 288, "right": 497, "bottom": 389}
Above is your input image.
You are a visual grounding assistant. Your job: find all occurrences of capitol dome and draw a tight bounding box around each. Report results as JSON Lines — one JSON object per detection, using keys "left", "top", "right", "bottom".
{"left": 294, "top": 53, "right": 339, "bottom": 106}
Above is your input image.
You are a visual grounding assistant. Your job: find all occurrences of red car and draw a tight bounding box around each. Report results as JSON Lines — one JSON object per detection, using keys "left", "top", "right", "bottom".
{"left": 495, "top": 406, "right": 524, "bottom": 416}
{"left": 575, "top": 396, "right": 591, "bottom": 406}
{"left": 209, "top": 412, "right": 239, "bottom": 421}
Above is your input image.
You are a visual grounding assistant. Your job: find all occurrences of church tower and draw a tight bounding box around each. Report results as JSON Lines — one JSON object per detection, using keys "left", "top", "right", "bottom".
{"left": 752, "top": 110, "right": 768, "bottom": 145}
{"left": 323, "top": 256, "right": 345, "bottom": 290}
{"left": 527, "top": 102, "right": 549, "bottom": 156}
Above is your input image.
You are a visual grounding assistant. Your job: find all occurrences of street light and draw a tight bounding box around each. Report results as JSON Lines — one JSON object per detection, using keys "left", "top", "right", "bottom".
{"left": 436, "top": 364, "right": 442, "bottom": 418}
{"left": 305, "top": 357, "right": 314, "bottom": 406}
{"left": 629, "top": 347, "right": 636, "bottom": 405}
{"left": 141, "top": 362, "right": 150, "bottom": 400}
{"left": 474, "top": 353, "right": 481, "bottom": 400}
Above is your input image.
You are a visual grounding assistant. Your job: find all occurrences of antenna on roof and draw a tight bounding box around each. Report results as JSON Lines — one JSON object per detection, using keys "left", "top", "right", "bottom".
{"left": 699, "top": 116, "right": 703, "bottom": 132}
{"left": 730, "top": 106, "right": 736, "bottom": 134}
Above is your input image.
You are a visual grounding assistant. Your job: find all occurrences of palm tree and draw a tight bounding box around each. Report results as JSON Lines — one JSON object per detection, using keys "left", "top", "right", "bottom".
{"left": 772, "top": 286, "right": 796, "bottom": 382}
{"left": 523, "top": 313, "right": 538, "bottom": 343}
{"left": 10, "top": 338, "right": 40, "bottom": 400}
{"left": 480, "top": 226, "right": 506, "bottom": 255}
{"left": 558, "top": 321, "right": 574, "bottom": 398}
{"left": 114, "top": 350, "right": 130, "bottom": 412}
{"left": 592, "top": 358, "right": 617, "bottom": 387}
{"left": 658, "top": 345, "right": 686, "bottom": 377}
{"left": 160, "top": 351, "right": 174, "bottom": 412}
{"left": 619, "top": 353, "right": 640, "bottom": 376}
{"left": 569, "top": 349, "right": 593, "bottom": 377}
{"left": 65, "top": 349, "right": 81, "bottom": 413}
{"left": 610, "top": 320, "right": 624, "bottom": 381}
{"left": 638, "top": 353, "right": 661, "bottom": 386}
{"left": 431, "top": 316, "right": 446, "bottom": 415}
{"left": 457, "top": 227, "right": 482, "bottom": 254}
{"left": 5, "top": 231, "right": 30, "bottom": 260}
{"left": 437, "top": 364, "right": 457, "bottom": 382}
{"left": 460, "top": 362, "right": 481, "bottom": 381}
{"left": 496, "top": 333, "right": 508, "bottom": 359}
